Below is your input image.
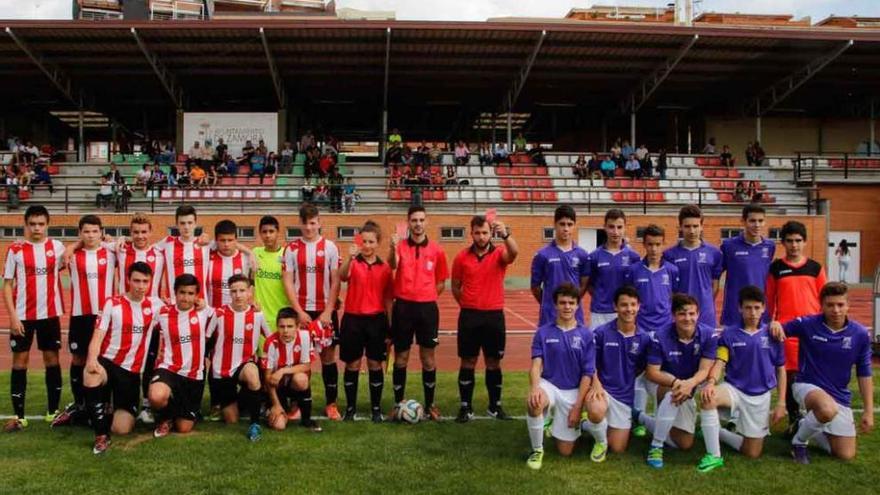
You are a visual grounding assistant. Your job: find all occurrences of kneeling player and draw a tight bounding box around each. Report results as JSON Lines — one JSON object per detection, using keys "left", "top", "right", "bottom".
{"left": 525, "top": 283, "right": 596, "bottom": 470}
{"left": 207, "top": 274, "right": 272, "bottom": 441}
{"left": 83, "top": 262, "right": 162, "bottom": 454}
{"left": 643, "top": 294, "right": 717, "bottom": 470}
{"left": 784, "top": 282, "right": 873, "bottom": 463}
{"left": 700, "top": 286, "right": 786, "bottom": 462}
{"left": 263, "top": 308, "right": 322, "bottom": 432}
{"left": 582, "top": 286, "right": 651, "bottom": 461}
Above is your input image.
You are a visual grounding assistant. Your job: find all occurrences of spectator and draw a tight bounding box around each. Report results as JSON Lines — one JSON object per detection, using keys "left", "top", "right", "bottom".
{"left": 96, "top": 173, "right": 114, "bottom": 209}
{"left": 747, "top": 180, "right": 762, "bottom": 202}
{"left": 478, "top": 142, "right": 493, "bottom": 169}
{"left": 587, "top": 153, "right": 602, "bottom": 179}
{"left": 190, "top": 162, "right": 207, "bottom": 189}
{"left": 148, "top": 139, "right": 161, "bottom": 160}
{"left": 224, "top": 155, "right": 238, "bottom": 176}
{"left": 417, "top": 165, "right": 431, "bottom": 186}
{"left": 445, "top": 165, "right": 459, "bottom": 186}
{"left": 314, "top": 179, "right": 329, "bottom": 203}
{"left": 30, "top": 162, "right": 53, "bottom": 194}
{"left": 610, "top": 139, "right": 623, "bottom": 167}
{"left": 343, "top": 177, "right": 357, "bottom": 213}
{"left": 318, "top": 152, "right": 335, "bottom": 177}
{"left": 514, "top": 132, "right": 527, "bottom": 153}
{"left": 257, "top": 139, "right": 268, "bottom": 156}
{"left": 279, "top": 141, "right": 295, "bottom": 174}
{"left": 745, "top": 141, "right": 756, "bottom": 166}
{"left": 15, "top": 164, "right": 32, "bottom": 192}
{"left": 301, "top": 177, "right": 315, "bottom": 202}
{"left": 528, "top": 146, "right": 547, "bottom": 167}
{"left": 386, "top": 143, "right": 403, "bottom": 167}
{"left": 323, "top": 134, "right": 339, "bottom": 156}
{"left": 639, "top": 148, "right": 653, "bottom": 178}
{"left": 265, "top": 152, "right": 278, "bottom": 181}
{"left": 573, "top": 155, "right": 588, "bottom": 179}
{"left": 214, "top": 138, "right": 228, "bottom": 163}
{"left": 454, "top": 141, "right": 470, "bottom": 167}
{"left": 201, "top": 140, "right": 215, "bottom": 164}
{"left": 402, "top": 165, "right": 419, "bottom": 187}
{"left": 116, "top": 183, "right": 132, "bottom": 213}
{"left": 493, "top": 143, "right": 512, "bottom": 166}
{"left": 108, "top": 162, "right": 124, "bottom": 186}
{"left": 187, "top": 141, "right": 202, "bottom": 163}
{"left": 702, "top": 137, "right": 716, "bottom": 154}
{"left": 753, "top": 141, "right": 766, "bottom": 166}
{"left": 720, "top": 145, "right": 735, "bottom": 167}
{"left": 388, "top": 165, "right": 402, "bottom": 188}
{"left": 600, "top": 155, "right": 616, "bottom": 178}
{"left": 387, "top": 128, "right": 402, "bottom": 148}
{"left": 636, "top": 143, "right": 649, "bottom": 163}
{"left": 305, "top": 148, "right": 319, "bottom": 178}
{"left": 430, "top": 167, "right": 444, "bottom": 191}
{"left": 205, "top": 162, "right": 218, "bottom": 188}
{"left": 300, "top": 129, "right": 316, "bottom": 152}
{"left": 167, "top": 164, "right": 179, "bottom": 188}
{"left": 135, "top": 164, "right": 151, "bottom": 194}
{"left": 429, "top": 143, "right": 442, "bottom": 165}
{"left": 240, "top": 140, "right": 255, "bottom": 166}
{"left": 329, "top": 169, "right": 344, "bottom": 212}
{"left": 177, "top": 164, "right": 192, "bottom": 189}
{"left": 624, "top": 153, "right": 641, "bottom": 179}
{"left": 621, "top": 140, "right": 634, "bottom": 162}
{"left": 734, "top": 181, "right": 747, "bottom": 202}
{"left": 249, "top": 150, "right": 266, "bottom": 180}
{"left": 656, "top": 148, "right": 668, "bottom": 180}
{"left": 23, "top": 141, "right": 39, "bottom": 165}
{"left": 4, "top": 170, "right": 20, "bottom": 210}
{"left": 414, "top": 141, "right": 429, "bottom": 167}
{"left": 148, "top": 163, "right": 166, "bottom": 193}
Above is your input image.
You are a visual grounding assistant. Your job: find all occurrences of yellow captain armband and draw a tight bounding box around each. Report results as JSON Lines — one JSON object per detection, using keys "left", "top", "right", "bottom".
{"left": 716, "top": 346, "right": 729, "bottom": 363}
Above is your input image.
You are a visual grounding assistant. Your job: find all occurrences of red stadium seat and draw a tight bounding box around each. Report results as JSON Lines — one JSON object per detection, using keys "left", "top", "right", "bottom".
{"left": 723, "top": 181, "right": 736, "bottom": 190}
{"left": 828, "top": 159, "right": 844, "bottom": 168}
{"left": 430, "top": 166, "right": 441, "bottom": 174}
{"left": 402, "top": 189, "right": 412, "bottom": 201}
{"left": 219, "top": 176, "right": 232, "bottom": 186}
{"left": 177, "top": 154, "right": 189, "bottom": 162}
{"left": 632, "top": 179, "right": 644, "bottom": 189}
{"left": 525, "top": 178, "right": 538, "bottom": 188}
{"left": 619, "top": 179, "right": 633, "bottom": 189}
{"left": 625, "top": 192, "right": 642, "bottom": 202}
{"left": 710, "top": 181, "right": 722, "bottom": 190}
{"left": 704, "top": 169, "right": 716, "bottom": 178}
{"left": 511, "top": 178, "right": 525, "bottom": 188}
{"left": 495, "top": 167, "right": 509, "bottom": 176}
{"left": 499, "top": 178, "right": 512, "bottom": 187}
{"left": 263, "top": 176, "right": 275, "bottom": 187}
{"left": 530, "top": 191, "right": 542, "bottom": 202}
{"left": 543, "top": 191, "right": 558, "bottom": 202}
{"left": 239, "top": 165, "right": 251, "bottom": 175}
{"left": 247, "top": 177, "right": 260, "bottom": 186}
{"left": 515, "top": 190, "right": 529, "bottom": 201}
{"left": 538, "top": 178, "right": 552, "bottom": 188}
{"left": 614, "top": 167, "right": 625, "bottom": 178}
{"left": 719, "top": 192, "right": 734, "bottom": 203}
{"left": 535, "top": 167, "right": 548, "bottom": 176}
{"left": 645, "top": 179, "right": 659, "bottom": 189}
{"left": 19, "top": 189, "right": 30, "bottom": 200}
{"left": 511, "top": 166, "right": 523, "bottom": 175}
{"left": 612, "top": 192, "right": 624, "bottom": 202}
{"left": 501, "top": 191, "right": 514, "bottom": 201}
{"left": 47, "top": 164, "right": 59, "bottom": 175}
{"left": 389, "top": 189, "right": 402, "bottom": 200}
{"left": 521, "top": 166, "right": 535, "bottom": 176}
{"left": 648, "top": 192, "right": 665, "bottom": 202}
{"left": 234, "top": 177, "right": 247, "bottom": 186}
{"left": 606, "top": 179, "right": 619, "bottom": 188}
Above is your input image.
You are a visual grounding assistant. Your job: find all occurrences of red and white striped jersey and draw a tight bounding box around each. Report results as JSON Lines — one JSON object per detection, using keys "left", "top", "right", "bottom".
{"left": 117, "top": 244, "right": 165, "bottom": 299}
{"left": 283, "top": 237, "right": 339, "bottom": 312}
{"left": 69, "top": 246, "right": 116, "bottom": 317}
{"left": 97, "top": 295, "right": 163, "bottom": 373}
{"left": 206, "top": 305, "right": 271, "bottom": 379}
{"left": 157, "top": 236, "right": 210, "bottom": 298}
{"left": 3, "top": 239, "right": 65, "bottom": 321}
{"left": 261, "top": 331, "right": 313, "bottom": 370}
{"left": 155, "top": 305, "right": 214, "bottom": 380}
{"left": 206, "top": 250, "right": 251, "bottom": 308}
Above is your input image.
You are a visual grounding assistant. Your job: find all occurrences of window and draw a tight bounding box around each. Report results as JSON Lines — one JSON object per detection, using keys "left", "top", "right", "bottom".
{"left": 440, "top": 227, "right": 465, "bottom": 241}
{"left": 337, "top": 226, "right": 358, "bottom": 240}
{"left": 720, "top": 228, "right": 743, "bottom": 239}
{"left": 635, "top": 227, "right": 646, "bottom": 241}
{"left": 1, "top": 227, "right": 24, "bottom": 238}
{"left": 237, "top": 227, "right": 255, "bottom": 240}
{"left": 168, "top": 227, "right": 204, "bottom": 237}
{"left": 286, "top": 227, "right": 302, "bottom": 240}
{"left": 768, "top": 228, "right": 782, "bottom": 241}
{"left": 103, "top": 226, "right": 131, "bottom": 238}
{"left": 47, "top": 227, "right": 79, "bottom": 239}
{"left": 543, "top": 227, "right": 555, "bottom": 241}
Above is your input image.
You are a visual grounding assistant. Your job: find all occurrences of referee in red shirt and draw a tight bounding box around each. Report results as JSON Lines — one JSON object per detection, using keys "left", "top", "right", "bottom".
{"left": 389, "top": 206, "right": 449, "bottom": 421}
{"left": 451, "top": 214, "right": 518, "bottom": 422}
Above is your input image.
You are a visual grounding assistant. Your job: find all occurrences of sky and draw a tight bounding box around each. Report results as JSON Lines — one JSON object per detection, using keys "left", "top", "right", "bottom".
{"left": 2, "top": 0, "right": 878, "bottom": 22}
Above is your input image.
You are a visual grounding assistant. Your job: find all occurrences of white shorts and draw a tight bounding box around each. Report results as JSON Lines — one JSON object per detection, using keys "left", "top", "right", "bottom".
{"left": 540, "top": 378, "right": 581, "bottom": 442}
{"left": 792, "top": 382, "right": 856, "bottom": 437}
{"left": 590, "top": 312, "right": 616, "bottom": 329}
{"left": 607, "top": 394, "right": 632, "bottom": 430}
{"left": 717, "top": 383, "right": 771, "bottom": 438}
{"left": 672, "top": 396, "right": 698, "bottom": 434}
{"left": 636, "top": 372, "right": 658, "bottom": 404}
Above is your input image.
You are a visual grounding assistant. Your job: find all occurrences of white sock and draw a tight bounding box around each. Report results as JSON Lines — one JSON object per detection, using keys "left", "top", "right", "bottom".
{"left": 527, "top": 414, "right": 545, "bottom": 451}
{"left": 634, "top": 375, "right": 648, "bottom": 413}
{"left": 651, "top": 394, "right": 679, "bottom": 448}
{"left": 719, "top": 428, "right": 744, "bottom": 452}
{"left": 587, "top": 418, "right": 608, "bottom": 445}
{"left": 700, "top": 409, "right": 722, "bottom": 457}
{"left": 793, "top": 411, "right": 824, "bottom": 446}
{"left": 809, "top": 431, "right": 832, "bottom": 454}
{"left": 640, "top": 412, "right": 655, "bottom": 433}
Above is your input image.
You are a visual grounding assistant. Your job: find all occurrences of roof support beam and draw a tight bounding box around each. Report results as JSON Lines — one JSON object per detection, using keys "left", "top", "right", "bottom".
{"left": 749, "top": 40, "right": 853, "bottom": 117}
{"left": 5, "top": 27, "right": 84, "bottom": 108}
{"left": 381, "top": 27, "right": 391, "bottom": 161}
{"left": 621, "top": 34, "right": 698, "bottom": 114}
{"left": 131, "top": 27, "right": 183, "bottom": 108}
{"left": 503, "top": 30, "right": 546, "bottom": 112}
{"left": 260, "top": 27, "right": 287, "bottom": 108}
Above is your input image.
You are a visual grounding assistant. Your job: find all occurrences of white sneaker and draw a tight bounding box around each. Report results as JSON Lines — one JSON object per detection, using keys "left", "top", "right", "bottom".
{"left": 138, "top": 408, "right": 155, "bottom": 425}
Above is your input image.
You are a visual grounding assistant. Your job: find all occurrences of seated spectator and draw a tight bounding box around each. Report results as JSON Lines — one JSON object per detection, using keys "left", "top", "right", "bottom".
{"left": 734, "top": 181, "right": 746, "bottom": 202}
{"left": 176, "top": 164, "right": 191, "bottom": 189}
{"left": 478, "top": 141, "right": 492, "bottom": 169}
{"left": 224, "top": 155, "right": 238, "bottom": 176}
{"left": 493, "top": 143, "right": 512, "bottom": 166}
{"left": 747, "top": 181, "right": 762, "bottom": 202}
{"left": 417, "top": 165, "right": 431, "bottom": 186}
{"left": 158, "top": 142, "right": 175, "bottom": 165}
{"left": 572, "top": 155, "right": 588, "bottom": 179}
{"left": 386, "top": 143, "right": 403, "bottom": 167}
{"left": 720, "top": 145, "right": 735, "bottom": 167}
{"left": 387, "top": 128, "right": 402, "bottom": 148}
{"left": 116, "top": 183, "right": 132, "bottom": 213}
{"left": 414, "top": 141, "right": 430, "bottom": 167}
{"left": 610, "top": 140, "right": 623, "bottom": 168}
{"left": 429, "top": 144, "right": 442, "bottom": 165}
{"left": 257, "top": 139, "right": 268, "bottom": 157}
{"left": 15, "top": 164, "right": 33, "bottom": 192}
{"left": 239, "top": 140, "right": 255, "bottom": 166}
{"left": 323, "top": 134, "right": 339, "bottom": 157}
{"left": 187, "top": 141, "right": 202, "bottom": 163}
{"left": 639, "top": 148, "right": 653, "bottom": 178}
{"left": 343, "top": 177, "right": 357, "bottom": 213}
{"left": 454, "top": 141, "right": 470, "bottom": 167}
{"left": 430, "top": 167, "right": 444, "bottom": 191}
{"left": 265, "top": 152, "right": 278, "bottom": 179}
{"left": 702, "top": 137, "right": 716, "bottom": 154}
{"left": 587, "top": 153, "right": 602, "bottom": 179}
{"left": 314, "top": 179, "right": 329, "bottom": 203}
{"left": 514, "top": 132, "right": 527, "bottom": 153}
{"left": 388, "top": 165, "right": 402, "bottom": 188}
{"left": 656, "top": 148, "right": 668, "bottom": 180}
{"left": 600, "top": 156, "right": 616, "bottom": 178}
{"left": 190, "top": 163, "right": 207, "bottom": 189}
{"left": 329, "top": 170, "right": 344, "bottom": 213}
{"left": 528, "top": 146, "right": 547, "bottom": 167}
{"left": 300, "top": 129, "right": 316, "bottom": 153}
{"left": 108, "top": 162, "right": 124, "bottom": 186}
{"left": 249, "top": 151, "right": 266, "bottom": 179}
{"left": 96, "top": 173, "right": 114, "bottom": 209}
{"left": 624, "top": 154, "right": 641, "bottom": 179}
{"left": 279, "top": 141, "right": 295, "bottom": 174}
{"left": 205, "top": 162, "right": 218, "bottom": 188}
{"left": 745, "top": 141, "right": 756, "bottom": 166}
{"left": 318, "top": 153, "right": 335, "bottom": 177}
{"left": 148, "top": 163, "right": 166, "bottom": 192}
{"left": 445, "top": 165, "right": 459, "bottom": 186}
{"left": 305, "top": 148, "right": 319, "bottom": 178}
{"left": 402, "top": 165, "right": 419, "bottom": 187}
{"left": 301, "top": 177, "right": 315, "bottom": 202}
{"left": 636, "top": 143, "right": 649, "bottom": 167}
{"left": 136, "top": 164, "right": 151, "bottom": 193}
{"left": 30, "top": 163, "right": 53, "bottom": 194}
{"left": 215, "top": 156, "right": 229, "bottom": 176}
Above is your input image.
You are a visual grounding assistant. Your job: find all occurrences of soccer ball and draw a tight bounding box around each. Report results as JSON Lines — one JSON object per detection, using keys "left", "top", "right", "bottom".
{"left": 397, "top": 400, "right": 423, "bottom": 424}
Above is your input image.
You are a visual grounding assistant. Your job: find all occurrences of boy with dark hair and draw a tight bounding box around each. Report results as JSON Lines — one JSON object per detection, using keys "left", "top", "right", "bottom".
{"left": 720, "top": 204, "right": 775, "bottom": 327}
{"left": 586, "top": 209, "right": 641, "bottom": 328}
{"left": 207, "top": 219, "right": 252, "bottom": 309}
{"left": 253, "top": 215, "right": 286, "bottom": 333}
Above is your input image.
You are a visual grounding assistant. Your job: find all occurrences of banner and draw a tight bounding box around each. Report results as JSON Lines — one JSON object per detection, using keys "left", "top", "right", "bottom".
{"left": 182, "top": 112, "right": 278, "bottom": 157}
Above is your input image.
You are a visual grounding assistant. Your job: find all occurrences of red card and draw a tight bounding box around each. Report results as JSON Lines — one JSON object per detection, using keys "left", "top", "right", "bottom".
{"left": 485, "top": 208, "right": 497, "bottom": 225}
{"left": 354, "top": 233, "right": 364, "bottom": 248}
{"left": 396, "top": 222, "right": 408, "bottom": 238}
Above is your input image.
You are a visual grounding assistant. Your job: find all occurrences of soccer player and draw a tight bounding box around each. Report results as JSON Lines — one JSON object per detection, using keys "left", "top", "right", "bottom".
{"left": 766, "top": 220, "right": 826, "bottom": 433}
{"left": 582, "top": 286, "right": 651, "bottom": 461}
{"left": 52, "top": 215, "right": 117, "bottom": 427}
{"left": 206, "top": 274, "right": 271, "bottom": 441}
{"left": 525, "top": 283, "right": 596, "bottom": 470}
{"left": 585, "top": 209, "right": 640, "bottom": 328}
{"left": 282, "top": 203, "right": 342, "bottom": 420}
{"left": 784, "top": 282, "right": 873, "bottom": 463}
{"left": 149, "top": 274, "right": 214, "bottom": 437}
{"left": 643, "top": 294, "right": 718, "bottom": 470}
{"left": 700, "top": 286, "right": 786, "bottom": 464}
{"left": 253, "top": 215, "right": 287, "bottom": 334}
{"left": 3, "top": 205, "right": 64, "bottom": 432}
{"left": 451, "top": 214, "right": 518, "bottom": 422}
{"left": 157, "top": 205, "right": 211, "bottom": 299}
{"left": 206, "top": 220, "right": 252, "bottom": 309}
{"left": 263, "top": 307, "right": 321, "bottom": 432}
{"left": 82, "top": 261, "right": 163, "bottom": 454}
{"left": 662, "top": 205, "right": 723, "bottom": 329}
{"left": 719, "top": 204, "right": 775, "bottom": 327}
{"left": 389, "top": 205, "right": 449, "bottom": 420}
{"left": 530, "top": 205, "right": 589, "bottom": 327}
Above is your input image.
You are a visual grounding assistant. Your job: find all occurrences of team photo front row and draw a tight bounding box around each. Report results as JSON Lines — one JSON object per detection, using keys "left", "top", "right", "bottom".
{"left": 1, "top": 203, "right": 873, "bottom": 471}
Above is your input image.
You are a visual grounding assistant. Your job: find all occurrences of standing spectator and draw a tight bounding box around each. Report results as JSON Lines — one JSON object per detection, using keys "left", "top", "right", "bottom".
{"left": 240, "top": 140, "right": 255, "bottom": 167}
{"left": 116, "top": 183, "right": 132, "bottom": 212}
{"left": 414, "top": 141, "right": 429, "bottom": 167}
{"left": 187, "top": 141, "right": 202, "bottom": 163}
{"left": 279, "top": 141, "right": 295, "bottom": 174}
{"left": 600, "top": 155, "right": 616, "bottom": 178}
{"left": 610, "top": 139, "right": 623, "bottom": 167}
{"left": 107, "top": 162, "right": 124, "bottom": 186}
{"left": 528, "top": 146, "right": 547, "bottom": 167}
{"left": 257, "top": 139, "right": 268, "bottom": 156}
{"left": 201, "top": 140, "right": 215, "bottom": 165}
{"left": 300, "top": 129, "right": 316, "bottom": 152}
{"left": 720, "top": 145, "right": 735, "bottom": 167}
{"left": 454, "top": 141, "right": 470, "bottom": 167}
{"left": 745, "top": 142, "right": 756, "bottom": 166}
{"left": 329, "top": 169, "right": 344, "bottom": 212}
{"left": 445, "top": 165, "right": 459, "bottom": 187}
{"left": 621, "top": 140, "right": 634, "bottom": 162}
{"left": 636, "top": 143, "right": 649, "bottom": 165}
{"left": 318, "top": 152, "right": 335, "bottom": 177}
{"left": 136, "top": 164, "right": 151, "bottom": 194}
{"left": 342, "top": 177, "right": 357, "bottom": 213}
{"left": 493, "top": 143, "right": 512, "bottom": 166}
{"left": 573, "top": 155, "right": 588, "bottom": 179}
{"left": 753, "top": 142, "right": 766, "bottom": 166}
{"left": 514, "top": 132, "right": 527, "bottom": 153}
{"left": 388, "top": 165, "right": 402, "bottom": 188}
{"left": 387, "top": 128, "right": 402, "bottom": 148}
{"left": 214, "top": 138, "right": 228, "bottom": 164}
{"left": 835, "top": 239, "right": 851, "bottom": 282}
{"left": 702, "top": 137, "right": 717, "bottom": 154}
{"left": 656, "top": 148, "right": 668, "bottom": 180}
{"left": 96, "top": 173, "right": 114, "bottom": 209}
{"left": 624, "top": 154, "right": 641, "bottom": 179}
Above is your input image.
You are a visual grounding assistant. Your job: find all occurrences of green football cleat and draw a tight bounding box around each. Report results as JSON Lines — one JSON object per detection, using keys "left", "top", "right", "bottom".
{"left": 590, "top": 442, "right": 608, "bottom": 463}
{"left": 45, "top": 410, "right": 59, "bottom": 423}
{"left": 646, "top": 447, "right": 664, "bottom": 468}
{"left": 526, "top": 449, "right": 544, "bottom": 470}
{"left": 632, "top": 425, "right": 647, "bottom": 437}
{"left": 697, "top": 454, "right": 724, "bottom": 473}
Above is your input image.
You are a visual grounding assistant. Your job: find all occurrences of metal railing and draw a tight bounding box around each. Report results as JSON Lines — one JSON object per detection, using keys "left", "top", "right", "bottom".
{"left": 794, "top": 151, "right": 880, "bottom": 182}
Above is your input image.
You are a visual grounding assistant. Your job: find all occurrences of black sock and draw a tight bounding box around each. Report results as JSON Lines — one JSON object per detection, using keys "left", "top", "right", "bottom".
{"left": 142, "top": 335, "right": 158, "bottom": 401}
{"left": 11, "top": 368, "right": 27, "bottom": 418}
{"left": 458, "top": 368, "right": 475, "bottom": 409}
{"left": 343, "top": 369, "right": 358, "bottom": 412}
{"left": 85, "top": 385, "right": 109, "bottom": 436}
{"left": 392, "top": 366, "right": 407, "bottom": 403}
{"left": 208, "top": 373, "right": 218, "bottom": 407}
{"left": 422, "top": 369, "right": 436, "bottom": 408}
{"left": 45, "top": 365, "right": 62, "bottom": 413}
{"left": 70, "top": 364, "right": 85, "bottom": 408}
{"left": 243, "top": 387, "right": 261, "bottom": 425}
{"left": 786, "top": 378, "right": 800, "bottom": 423}
{"left": 322, "top": 364, "right": 338, "bottom": 406}
{"left": 486, "top": 368, "right": 503, "bottom": 410}
{"left": 298, "top": 388, "right": 313, "bottom": 425}
{"left": 368, "top": 369, "right": 384, "bottom": 413}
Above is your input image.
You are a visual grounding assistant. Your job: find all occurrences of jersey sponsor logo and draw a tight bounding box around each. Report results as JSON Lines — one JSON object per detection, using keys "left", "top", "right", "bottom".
{"left": 811, "top": 335, "right": 828, "bottom": 342}
{"left": 731, "top": 341, "right": 747, "bottom": 348}
{"left": 842, "top": 336, "right": 852, "bottom": 349}
{"left": 545, "top": 338, "right": 560, "bottom": 343}
{"left": 636, "top": 277, "right": 650, "bottom": 284}
{"left": 779, "top": 269, "right": 793, "bottom": 275}
{"left": 674, "top": 257, "right": 687, "bottom": 263}
{"left": 597, "top": 262, "right": 610, "bottom": 268}
{"left": 255, "top": 269, "right": 282, "bottom": 280}
{"left": 175, "top": 258, "right": 198, "bottom": 268}
{"left": 176, "top": 334, "right": 192, "bottom": 344}
{"left": 668, "top": 350, "right": 682, "bottom": 357}
{"left": 604, "top": 341, "right": 620, "bottom": 347}
{"left": 232, "top": 336, "right": 246, "bottom": 344}
{"left": 304, "top": 266, "right": 320, "bottom": 274}
{"left": 86, "top": 272, "right": 100, "bottom": 279}
{"left": 132, "top": 324, "right": 145, "bottom": 334}
{"left": 547, "top": 257, "right": 561, "bottom": 263}
{"left": 27, "top": 266, "right": 51, "bottom": 276}
{"left": 735, "top": 251, "right": 750, "bottom": 256}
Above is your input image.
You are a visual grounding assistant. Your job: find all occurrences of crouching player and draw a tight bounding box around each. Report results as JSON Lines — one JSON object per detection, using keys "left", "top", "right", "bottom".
{"left": 207, "top": 274, "right": 272, "bottom": 441}
{"left": 263, "top": 307, "right": 322, "bottom": 432}
{"left": 83, "top": 262, "right": 162, "bottom": 454}
{"left": 525, "top": 283, "right": 596, "bottom": 470}
{"left": 581, "top": 286, "right": 651, "bottom": 462}
{"left": 643, "top": 294, "right": 718, "bottom": 470}
{"left": 700, "top": 286, "right": 786, "bottom": 464}
{"left": 784, "top": 282, "right": 873, "bottom": 463}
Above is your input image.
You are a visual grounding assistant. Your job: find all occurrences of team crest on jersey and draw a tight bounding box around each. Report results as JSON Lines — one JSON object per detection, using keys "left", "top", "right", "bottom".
{"left": 661, "top": 273, "right": 670, "bottom": 285}
{"left": 426, "top": 260, "right": 434, "bottom": 271}
{"left": 621, "top": 256, "right": 631, "bottom": 267}
{"left": 317, "top": 250, "right": 325, "bottom": 257}
{"left": 629, "top": 341, "right": 641, "bottom": 354}
{"left": 143, "top": 308, "right": 152, "bottom": 316}
{"left": 98, "top": 258, "right": 107, "bottom": 265}
{"left": 190, "top": 317, "right": 198, "bottom": 324}
{"left": 294, "top": 345, "right": 302, "bottom": 352}
{"left": 842, "top": 336, "right": 852, "bottom": 349}
{"left": 234, "top": 268, "right": 242, "bottom": 275}
{"left": 147, "top": 255, "right": 156, "bottom": 262}
{"left": 46, "top": 250, "right": 55, "bottom": 257}
{"left": 760, "top": 336, "right": 769, "bottom": 349}
{"left": 571, "top": 335, "right": 583, "bottom": 350}
{"left": 570, "top": 257, "right": 580, "bottom": 268}
{"left": 246, "top": 323, "right": 254, "bottom": 330}
{"left": 698, "top": 252, "right": 707, "bottom": 263}
{"left": 761, "top": 247, "right": 770, "bottom": 258}
{"left": 693, "top": 343, "right": 701, "bottom": 355}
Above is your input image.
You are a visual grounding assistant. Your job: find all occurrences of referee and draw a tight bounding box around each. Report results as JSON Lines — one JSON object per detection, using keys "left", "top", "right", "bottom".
{"left": 451, "top": 215, "right": 518, "bottom": 422}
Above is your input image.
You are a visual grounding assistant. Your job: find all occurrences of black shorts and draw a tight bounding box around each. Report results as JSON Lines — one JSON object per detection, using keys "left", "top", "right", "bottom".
{"left": 69, "top": 314, "right": 98, "bottom": 356}
{"left": 209, "top": 364, "right": 254, "bottom": 408}
{"left": 391, "top": 299, "right": 439, "bottom": 351}
{"left": 152, "top": 368, "right": 205, "bottom": 421}
{"left": 98, "top": 357, "right": 140, "bottom": 416}
{"left": 306, "top": 310, "right": 339, "bottom": 346}
{"left": 339, "top": 313, "right": 389, "bottom": 363}
{"left": 457, "top": 309, "right": 506, "bottom": 359}
{"left": 9, "top": 317, "right": 61, "bottom": 353}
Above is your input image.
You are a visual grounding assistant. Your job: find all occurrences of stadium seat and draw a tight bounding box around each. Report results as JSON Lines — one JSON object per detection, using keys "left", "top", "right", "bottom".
{"left": 495, "top": 166, "right": 509, "bottom": 176}
{"left": 543, "top": 191, "right": 557, "bottom": 202}
{"left": 525, "top": 178, "right": 538, "bottom": 188}
{"left": 719, "top": 192, "right": 734, "bottom": 202}
{"left": 514, "top": 190, "right": 529, "bottom": 201}
{"left": 511, "top": 166, "right": 523, "bottom": 175}
{"left": 619, "top": 179, "right": 633, "bottom": 188}
{"left": 614, "top": 168, "right": 625, "bottom": 178}
{"left": 402, "top": 190, "right": 412, "bottom": 201}
{"left": 258, "top": 190, "right": 271, "bottom": 200}
{"left": 264, "top": 176, "right": 276, "bottom": 186}
{"left": 611, "top": 192, "right": 624, "bottom": 202}
{"left": 648, "top": 192, "right": 665, "bottom": 202}
{"left": 216, "top": 189, "right": 229, "bottom": 199}
{"left": 625, "top": 192, "right": 641, "bottom": 202}
{"left": 187, "top": 190, "right": 201, "bottom": 200}
{"left": 632, "top": 179, "right": 644, "bottom": 189}
{"left": 535, "top": 167, "right": 548, "bottom": 176}
{"left": 234, "top": 177, "right": 247, "bottom": 186}
{"left": 231, "top": 190, "right": 243, "bottom": 199}
{"left": 501, "top": 190, "right": 514, "bottom": 201}
{"left": 704, "top": 169, "right": 716, "bottom": 178}
{"left": 606, "top": 179, "right": 619, "bottom": 188}
{"left": 219, "top": 176, "right": 232, "bottom": 186}
{"left": 645, "top": 179, "right": 659, "bottom": 189}
{"left": 247, "top": 177, "right": 260, "bottom": 186}
{"left": 538, "top": 178, "right": 552, "bottom": 188}
{"left": 521, "top": 166, "right": 535, "bottom": 176}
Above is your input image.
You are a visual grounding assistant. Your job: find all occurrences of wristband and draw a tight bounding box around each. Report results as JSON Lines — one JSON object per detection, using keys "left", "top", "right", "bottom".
{"left": 671, "top": 378, "right": 678, "bottom": 388}
{"left": 501, "top": 231, "right": 510, "bottom": 240}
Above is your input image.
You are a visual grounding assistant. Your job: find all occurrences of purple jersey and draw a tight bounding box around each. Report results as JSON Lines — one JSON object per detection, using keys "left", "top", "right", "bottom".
{"left": 624, "top": 260, "right": 680, "bottom": 333}
{"left": 662, "top": 241, "right": 723, "bottom": 329}
{"left": 587, "top": 243, "right": 641, "bottom": 313}
{"left": 720, "top": 235, "right": 775, "bottom": 326}
{"left": 648, "top": 323, "right": 718, "bottom": 379}
{"left": 531, "top": 322, "right": 596, "bottom": 390}
{"left": 717, "top": 325, "right": 784, "bottom": 395}
{"left": 530, "top": 241, "right": 590, "bottom": 326}
{"left": 783, "top": 315, "right": 872, "bottom": 407}
{"left": 593, "top": 320, "right": 652, "bottom": 407}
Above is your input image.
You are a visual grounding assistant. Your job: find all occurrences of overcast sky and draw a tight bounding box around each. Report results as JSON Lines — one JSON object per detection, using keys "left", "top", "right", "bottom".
{"left": 2, "top": 0, "right": 878, "bottom": 21}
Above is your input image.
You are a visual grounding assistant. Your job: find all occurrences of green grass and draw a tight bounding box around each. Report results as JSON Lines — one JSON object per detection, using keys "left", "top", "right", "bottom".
{"left": 0, "top": 371, "right": 877, "bottom": 495}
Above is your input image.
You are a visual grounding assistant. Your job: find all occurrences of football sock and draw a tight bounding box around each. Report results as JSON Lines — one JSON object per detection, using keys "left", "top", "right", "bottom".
{"left": 422, "top": 369, "right": 436, "bottom": 408}
{"left": 392, "top": 366, "right": 407, "bottom": 403}
{"left": 810, "top": 431, "right": 832, "bottom": 454}
{"left": 457, "top": 368, "right": 475, "bottom": 408}
{"left": 640, "top": 412, "right": 655, "bottom": 433}
{"left": 85, "top": 385, "right": 109, "bottom": 436}
{"left": 142, "top": 336, "right": 158, "bottom": 400}
{"left": 368, "top": 369, "right": 384, "bottom": 413}
{"left": 243, "top": 386, "right": 261, "bottom": 425}
{"left": 343, "top": 369, "right": 359, "bottom": 411}
{"left": 651, "top": 394, "right": 678, "bottom": 449}
{"left": 11, "top": 368, "right": 27, "bottom": 418}
{"left": 298, "top": 388, "right": 313, "bottom": 425}
{"left": 526, "top": 414, "right": 544, "bottom": 451}
{"left": 70, "top": 364, "right": 85, "bottom": 408}
{"left": 719, "top": 429, "right": 744, "bottom": 452}
{"left": 700, "top": 409, "right": 722, "bottom": 457}
{"left": 793, "top": 411, "right": 823, "bottom": 446}
{"left": 587, "top": 418, "right": 608, "bottom": 445}
{"left": 322, "top": 364, "right": 338, "bottom": 406}
{"left": 486, "top": 368, "right": 503, "bottom": 410}
{"left": 634, "top": 374, "right": 649, "bottom": 413}
{"left": 207, "top": 373, "right": 219, "bottom": 408}
{"left": 45, "top": 365, "right": 62, "bottom": 413}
